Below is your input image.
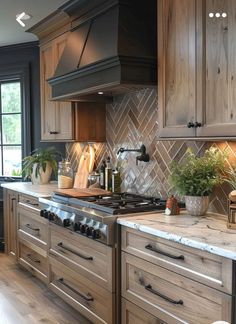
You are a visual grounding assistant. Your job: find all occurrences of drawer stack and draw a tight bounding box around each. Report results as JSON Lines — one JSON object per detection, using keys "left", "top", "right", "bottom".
{"left": 121, "top": 227, "right": 234, "bottom": 324}
{"left": 17, "top": 194, "right": 49, "bottom": 283}
{"left": 49, "top": 223, "right": 116, "bottom": 324}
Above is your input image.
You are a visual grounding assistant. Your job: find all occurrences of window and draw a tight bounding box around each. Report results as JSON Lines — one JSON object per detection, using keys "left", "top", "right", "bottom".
{"left": 0, "top": 81, "right": 22, "bottom": 176}
{"left": 0, "top": 62, "right": 31, "bottom": 178}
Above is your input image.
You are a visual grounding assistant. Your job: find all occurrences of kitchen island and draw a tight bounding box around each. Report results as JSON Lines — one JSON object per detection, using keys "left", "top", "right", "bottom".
{"left": 118, "top": 212, "right": 235, "bottom": 324}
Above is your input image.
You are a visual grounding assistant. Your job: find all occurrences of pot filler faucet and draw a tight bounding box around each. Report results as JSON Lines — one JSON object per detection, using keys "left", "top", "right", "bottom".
{"left": 117, "top": 144, "right": 150, "bottom": 165}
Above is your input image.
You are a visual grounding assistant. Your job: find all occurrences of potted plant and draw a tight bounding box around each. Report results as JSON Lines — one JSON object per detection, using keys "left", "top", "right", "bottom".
{"left": 22, "top": 147, "right": 61, "bottom": 185}
{"left": 169, "top": 148, "right": 226, "bottom": 216}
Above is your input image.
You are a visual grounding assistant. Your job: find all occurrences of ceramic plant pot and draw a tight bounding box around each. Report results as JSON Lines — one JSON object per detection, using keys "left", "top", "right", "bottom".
{"left": 185, "top": 196, "right": 209, "bottom": 216}
{"left": 31, "top": 162, "right": 52, "bottom": 185}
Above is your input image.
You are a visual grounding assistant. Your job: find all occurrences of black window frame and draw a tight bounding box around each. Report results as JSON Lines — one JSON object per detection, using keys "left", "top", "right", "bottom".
{"left": 0, "top": 63, "right": 31, "bottom": 179}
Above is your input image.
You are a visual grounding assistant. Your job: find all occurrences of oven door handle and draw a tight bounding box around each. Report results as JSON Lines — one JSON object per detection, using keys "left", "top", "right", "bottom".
{"left": 57, "top": 242, "right": 93, "bottom": 261}
{"left": 57, "top": 278, "right": 94, "bottom": 302}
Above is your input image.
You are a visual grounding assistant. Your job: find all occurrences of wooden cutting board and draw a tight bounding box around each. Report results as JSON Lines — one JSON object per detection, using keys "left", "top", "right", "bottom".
{"left": 54, "top": 188, "right": 112, "bottom": 198}
{"left": 73, "top": 145, "right": 95, "bottom": 189}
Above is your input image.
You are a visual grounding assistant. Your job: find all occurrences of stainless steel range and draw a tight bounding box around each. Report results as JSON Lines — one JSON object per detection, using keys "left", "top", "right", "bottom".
{"left": 39, "top": 192, "right": 180, "bottom": 246}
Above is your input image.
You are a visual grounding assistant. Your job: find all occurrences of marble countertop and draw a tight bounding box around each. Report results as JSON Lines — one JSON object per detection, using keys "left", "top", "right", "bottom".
{"left": 117, "top": 212, "right": 236, "bottom": 260}
{"left": 1, "top": 181, "right": 58, "bottom": 198}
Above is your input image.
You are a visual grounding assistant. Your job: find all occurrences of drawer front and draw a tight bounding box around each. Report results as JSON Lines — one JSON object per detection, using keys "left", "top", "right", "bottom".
{"left": 122, "top": 299, "right": 165, "bottom": 324}
{"left": 18, "top": 241, "right": 48, "bottom": 276}
{"left": 49, "top": 257, "right": 115, "bottom": 324}
{"left": 50, "top": 223, "right": 114, "bottom": 292}
{"left": 18, "top": 194, "right": 40, "bottom": 211}
{"left": 18, "top": 206, "right": 48, "bottom": 249}
{"left": 122, "top": 227, "right": 232, "bottom": 294}
{"left": 122, "top": 253, "right": 232, "bottom": 324}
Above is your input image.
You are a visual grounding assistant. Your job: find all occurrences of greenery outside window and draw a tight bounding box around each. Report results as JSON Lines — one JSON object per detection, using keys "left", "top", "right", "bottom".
{"left": 0, "top": 63, "right": 31, "bottom": 179}
{"left": 0, "top": 81, "right": 22, "bottom": 176}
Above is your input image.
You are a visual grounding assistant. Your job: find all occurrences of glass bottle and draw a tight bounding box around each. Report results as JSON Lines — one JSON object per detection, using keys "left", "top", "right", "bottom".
{"left": 105, "top": 157, "right": 112, "bottom": 191}
{"left": 58, "top": 161, "right": 74, "bottom": 189}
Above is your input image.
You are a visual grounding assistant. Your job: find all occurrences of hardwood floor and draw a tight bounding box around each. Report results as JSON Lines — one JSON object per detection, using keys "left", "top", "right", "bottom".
{"left": 0, "top": 253, "right": 91, "bottom": 324}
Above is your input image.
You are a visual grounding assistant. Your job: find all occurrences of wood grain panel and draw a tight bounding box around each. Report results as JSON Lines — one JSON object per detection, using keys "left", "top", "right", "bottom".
{"left": 49, "top": 256, "right": 115, "bottom": 324}
{"left": 122, "top": 252, "right": 232, "bottom": 324}
{"left": 49, "top": 223, "right": 115, "bottom": 292}
{"left": 158, "top": 0, "right": 196, "bottom": 137}
{"left": 121, "top": 227, "right": 233, "bottom": 294}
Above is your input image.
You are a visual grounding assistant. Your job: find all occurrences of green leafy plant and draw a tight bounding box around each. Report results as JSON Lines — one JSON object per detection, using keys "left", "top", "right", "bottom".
{"left": 169, "top": 148, "right": 226, "bottom": 196}
{"left": 22, "top": 147, "right": 62, "bottom": 180}
{"left": 224, "top": 166, "right": 236, "bottom": 189}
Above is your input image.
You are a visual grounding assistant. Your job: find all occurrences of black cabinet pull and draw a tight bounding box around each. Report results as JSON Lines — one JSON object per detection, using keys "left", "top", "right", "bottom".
{"left": 58, "top": 278, "right": 94, "bottom": 302}
{"left": 49, "top": 131, "right": 59, "bottom": 134}
{"left": 145, "top": 244, "right": 184, "bottom": 260}
{"left": 145, "top": 284, "right": 183, "bottom": 305}
{"left": 25, "top": 200, "right": 39, "bottom": 207}
{"left": 25, "top": 224, "right": 40, "bottom": 233}
{"left": 194, "top": 121, "right": 202, "bottom": 128}
{"left": 187, "top": 121, "right": 194, "bottom": 128}
{"left": 26, "top": 253, "right": 41, "bottom": 264}
{"left": 57, "top": 242, "right": 93, "bottom": 261}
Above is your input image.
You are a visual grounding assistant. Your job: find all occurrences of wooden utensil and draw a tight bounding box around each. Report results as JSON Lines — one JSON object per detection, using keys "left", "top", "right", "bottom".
{"left": 54, "top": 188, "right": 112, "bottom": 198}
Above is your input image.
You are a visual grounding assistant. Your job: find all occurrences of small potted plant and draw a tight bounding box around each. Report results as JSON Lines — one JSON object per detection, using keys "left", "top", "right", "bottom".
{"left": 22, "top": 146, "right": 62, "bottom": 185}
{"left": 169, "top": 148, "right": 226, "bottom": 216}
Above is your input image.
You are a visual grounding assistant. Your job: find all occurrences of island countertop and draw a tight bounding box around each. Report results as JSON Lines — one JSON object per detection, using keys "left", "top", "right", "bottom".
{"left": 1, "top": 181, "right": 58, "bottom": 198}
{"left": 117, "top": 212, "right": 236, "bottom": 260}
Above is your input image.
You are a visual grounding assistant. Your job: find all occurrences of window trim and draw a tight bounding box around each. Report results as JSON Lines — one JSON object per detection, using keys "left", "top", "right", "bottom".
{"left": 0, "top": 63, "right": 31, "bottom": 177}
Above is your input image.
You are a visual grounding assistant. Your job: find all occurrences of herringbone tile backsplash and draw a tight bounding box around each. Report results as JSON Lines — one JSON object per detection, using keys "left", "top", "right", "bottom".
{"left": 66, "top": 88, "right": 236, "bottom": 215}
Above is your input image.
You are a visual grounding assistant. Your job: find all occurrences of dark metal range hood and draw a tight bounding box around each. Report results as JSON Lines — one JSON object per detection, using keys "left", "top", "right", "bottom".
{"left": 48, "top": 0, "right": 157, "bottom": 102}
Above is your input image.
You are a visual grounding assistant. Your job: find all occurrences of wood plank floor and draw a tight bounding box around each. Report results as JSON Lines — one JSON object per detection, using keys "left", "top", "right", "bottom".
{"left": 0, "top": 253, "right": 91, "bottom": 324}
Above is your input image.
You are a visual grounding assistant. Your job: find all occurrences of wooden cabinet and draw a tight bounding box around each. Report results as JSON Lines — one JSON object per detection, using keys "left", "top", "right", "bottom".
{"left": 40, "top": 32, "right": 74, "bottom": 141}
{"left": 3, "top": 189, "right": 18, "bottom": 258}
{"left": 121, "top": 226, "right": 234, "bottom": 324}
{"left": 158, "top": 0, "right": 236, "bottom": 139}
{"left": 17, "top": 194, "right": 49, "bottom": 283}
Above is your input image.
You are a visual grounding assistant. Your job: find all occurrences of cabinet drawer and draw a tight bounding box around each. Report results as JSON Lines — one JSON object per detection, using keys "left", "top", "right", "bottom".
{"left": 18, "top": 205, "right": 48, "bottom": 252}
{"left": 49, "top": 257, "right": 115, "bottom": 324}
{"left": 49, "top": 223, "right": 114, "bottom": 292}
{"left": 122, "top": 299, "right": 165, "bottom": 324}
{"left": 18, "top": 241, "right": 48, "bottom": 280}
{"left": 122, "top": 253, "right": 232, "bottom": 324}
{"left": 18, "top": 194, "right": 40, "bottom": 211}
{"left": 122, "top": 227, "right": 232, "bottom": 294}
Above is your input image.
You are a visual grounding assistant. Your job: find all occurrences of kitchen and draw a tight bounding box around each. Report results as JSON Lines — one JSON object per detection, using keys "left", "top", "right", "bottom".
{"left": 0, "top": 0, "right": 236, "bottom": 323}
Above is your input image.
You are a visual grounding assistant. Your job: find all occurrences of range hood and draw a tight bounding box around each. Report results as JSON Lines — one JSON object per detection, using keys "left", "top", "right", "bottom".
{"left": 48, "top": 0, "right": 157, "bottom": 102}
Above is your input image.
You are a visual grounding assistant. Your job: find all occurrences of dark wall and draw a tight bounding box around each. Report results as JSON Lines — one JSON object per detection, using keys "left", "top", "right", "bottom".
{"left": 0, "top": 41, "right": 65, "bottom": 155}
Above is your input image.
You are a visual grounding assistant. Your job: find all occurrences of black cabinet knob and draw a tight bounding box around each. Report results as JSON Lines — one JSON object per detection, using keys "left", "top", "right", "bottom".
{"left": 194, "top": 121, "right": 202, "bottom": 128}
{"left": 187, "top": 121, "right": 194, "bottom": 128}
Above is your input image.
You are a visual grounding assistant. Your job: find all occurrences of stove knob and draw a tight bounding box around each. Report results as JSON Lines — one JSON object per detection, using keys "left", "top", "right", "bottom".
{"left": 43, "top": 210, "right": 49, "bottom": 219}
{"left": 80, "top": 224, "right": 88, "bottom": 234}
{"left": 40, "top": 209, "right": 45, "bottom": 217}
{"left": 91, "top": 229, "right": 101, "bottom": 240}
{"left": 48, "top": 212, "right": 55, "bottom": 221}
{"left": 77, "top": 222, "right": 82, "bottom": 231}
{"left": 86, "top": 226, "right": 93, "bottom": 237}
{"left": 73, "top": 223, "right": 78, "bottom": 231}
{"left": 63, "top": 219, "right": 70, "bottom": 227}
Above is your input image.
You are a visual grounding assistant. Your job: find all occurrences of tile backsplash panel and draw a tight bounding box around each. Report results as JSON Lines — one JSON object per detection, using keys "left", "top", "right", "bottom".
{"left": 66, "top": 89, "right": 236, "bottom": 215}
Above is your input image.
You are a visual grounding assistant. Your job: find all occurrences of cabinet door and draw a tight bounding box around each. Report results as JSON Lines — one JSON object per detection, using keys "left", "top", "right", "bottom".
{"left": 197, "top": 0, "right": 236, "bottom": 137}
{"left": 3, "top": 189, "right": 17, "bottom": 257}
{"left": 53, "top": 33, "right": 74, "bottom": 141}
{"left": 158, "top": 0, "right": 197, "bottom": 138}
{"left": 40, "top": 33, "right": 74, "bottom": 141}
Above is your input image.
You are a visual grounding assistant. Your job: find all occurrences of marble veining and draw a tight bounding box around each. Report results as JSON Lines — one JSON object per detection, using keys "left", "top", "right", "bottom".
{"left": 117, "top": 212, "right": 236, "bottom": 260}
{"left": 1, "top": 182, "right": 58, "bottom": 198}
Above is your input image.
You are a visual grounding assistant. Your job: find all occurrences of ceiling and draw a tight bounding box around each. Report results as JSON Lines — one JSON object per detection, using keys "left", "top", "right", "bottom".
{"left": 0, "top": 0, "right": 69, "bottom": 47}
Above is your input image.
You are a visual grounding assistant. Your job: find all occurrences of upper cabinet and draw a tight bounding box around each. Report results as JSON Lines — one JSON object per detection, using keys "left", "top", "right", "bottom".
{"left": 158, "top": 0, "right": 236, "bottom": 139}
{"left": 40, "top": 32, "right": 74, "bottom": 141}
{"left": 29, "top": 11, "right": 106, "bottom": 143}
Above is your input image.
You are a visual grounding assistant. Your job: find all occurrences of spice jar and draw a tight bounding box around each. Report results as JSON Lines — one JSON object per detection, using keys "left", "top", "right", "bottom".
{"left": 58, "top": 161, "right": 73, "bottom": 189}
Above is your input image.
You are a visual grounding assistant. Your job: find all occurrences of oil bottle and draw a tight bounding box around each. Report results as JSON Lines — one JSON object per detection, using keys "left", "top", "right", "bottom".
{"left": 105, "top": 157, "right": 112, "bottom": 191}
